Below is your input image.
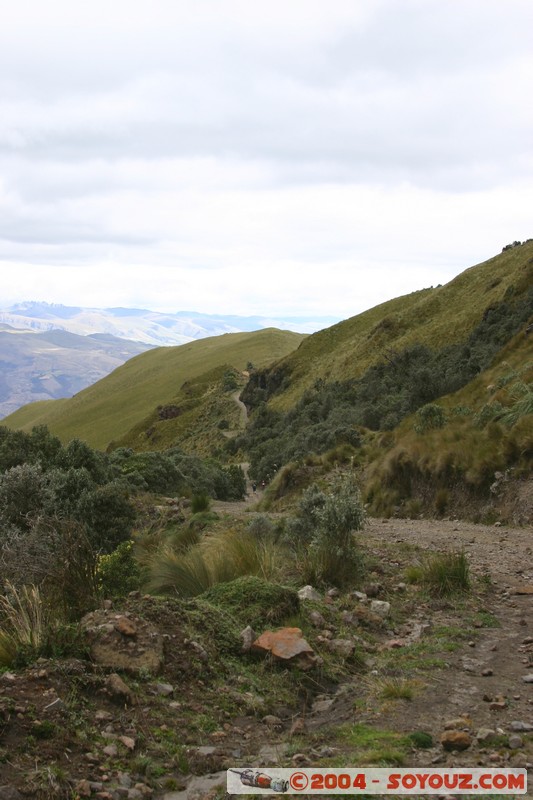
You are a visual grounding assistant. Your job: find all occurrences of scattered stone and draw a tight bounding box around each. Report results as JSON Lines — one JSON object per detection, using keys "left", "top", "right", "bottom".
{"left": 522, "top": 674, "right": 533, "bottom": 683}
{"left": 512, "top": 585, "right": 533, "bottom": 595}
{"left": 104, "top": 674, "right": 135, "bottom": 706}
{"left": 327, "top": 639, "right": 355, "bottom": 658}
{"left": 311, "top": 696, "right": 334, "bottom": 713}
{"left": 352, "top": 591, "right": 367, "bottom": 602}
{"left": 327, "top": 588, "right": 340, "bottom": 598}
{"left": 395, "top": 582, "right": 407, "bottom": 592}
{"left": 298, "top": 585, "right": 321, "bottom": 601}
{"left": 364, "top": 583, "right": 382, "bottom": 598}
{"left": 309, "top": 610, "right": 326, "bottom": 628}
{"left": 382, "top": 639, "right": 404, "bottom": 650}
{"left": 119, "top": 735, "right": 136, "bottom": 750}
{"left": 252, "top": 628, "right": 317, "bottom": 669}
{"left": 370, "top": 599, "right": 391, "bottom": 618}
{"left": 240, "top": 626, "right": 256, "bottom": 652}
{"left": 476, "top": 728, "right": 498, "bottom": 744}
{"left": 153, "top": 682, "right": 174, "bottom": 696}
{"left": 489, "top": 696, "right": 507, "bottom": 710}
{"left": 440, "top": 731, "right": 472, "bottom": 751}
{"left": 102, "top": 744, "right": 118, "bottom": 757}
{"left": 95, "top": 710, "right": 114, "bottom": 722}
{"left": 189, "top": 641, "right": 208, "bottom": 661}
{"left": 509, "top": 721, "right": 533, "bottom": 732}
{"left": 508, "top": 734, "right": 523, "bottom": 749}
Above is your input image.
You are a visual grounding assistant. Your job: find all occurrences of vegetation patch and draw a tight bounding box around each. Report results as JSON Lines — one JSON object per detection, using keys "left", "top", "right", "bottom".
{"left": 202, "top": 575, "right": 300, "bottom": 629}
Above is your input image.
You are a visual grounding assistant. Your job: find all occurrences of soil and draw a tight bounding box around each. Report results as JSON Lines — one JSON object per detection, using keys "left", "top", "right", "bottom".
{"left": 0, "top": 515, "right": 532, "bottom": 799}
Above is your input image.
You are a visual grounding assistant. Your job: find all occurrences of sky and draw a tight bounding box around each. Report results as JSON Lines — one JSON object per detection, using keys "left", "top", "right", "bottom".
{"left": 0, "top": 0, "right": 532, "bottom": 320}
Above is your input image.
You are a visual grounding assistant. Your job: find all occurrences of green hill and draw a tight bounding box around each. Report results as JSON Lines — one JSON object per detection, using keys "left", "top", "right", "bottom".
{"left": 3, "top": 328, "right": 305, "bottom": 450}
{"left": 247, "top": 241, "right": 533, "bottom": 411}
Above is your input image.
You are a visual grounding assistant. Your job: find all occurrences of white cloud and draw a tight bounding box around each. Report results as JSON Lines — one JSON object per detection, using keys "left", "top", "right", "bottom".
{"left": 0, "top": 0, "right": 532, "bottom": 319}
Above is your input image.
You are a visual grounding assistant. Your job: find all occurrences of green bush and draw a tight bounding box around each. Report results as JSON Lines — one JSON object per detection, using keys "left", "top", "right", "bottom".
{"left": 97, "top": 540, "right": 142, "bottom": 599}
{"left": 191, "top": 493, "right": 210, "bottom": 513}
{"left": 420, "top": 551, "right": 470, "bottom": 597}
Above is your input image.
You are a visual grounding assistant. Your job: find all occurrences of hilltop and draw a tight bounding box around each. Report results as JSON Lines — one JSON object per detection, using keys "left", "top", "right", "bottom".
{"left": 2, "top": 328, "right": 305, "bottom": 451}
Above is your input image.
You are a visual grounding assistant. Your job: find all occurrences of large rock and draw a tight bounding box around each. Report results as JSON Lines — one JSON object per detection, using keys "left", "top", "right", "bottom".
{"left": 252, "top": 627, "right": 316, "bottom": 669}
{"left": 440, "top": 730, "right": 472, "bottom": 751}
{"left": 81, "top": 610, "right": 164, "bottom": 675}
{"left": 163, "top": 771, "right": 227, "bottom": 800}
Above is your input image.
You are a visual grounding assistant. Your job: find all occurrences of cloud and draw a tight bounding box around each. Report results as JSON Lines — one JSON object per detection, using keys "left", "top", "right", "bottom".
{"left": 0, "top": 0, "right": 532, "bottom": 318}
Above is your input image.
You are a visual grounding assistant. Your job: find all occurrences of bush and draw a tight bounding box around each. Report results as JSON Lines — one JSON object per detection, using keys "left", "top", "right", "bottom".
{"left": 287, "top": 476, "right": 365, "bottom": 586}
{"left": 97, "top": 540, "right": 143, "bottom": 599}
{"left": 420, "top": 552, "right": 470, "bottom": 597}
{"left": 191, "top": 493, "right": 210, "bottom": 513}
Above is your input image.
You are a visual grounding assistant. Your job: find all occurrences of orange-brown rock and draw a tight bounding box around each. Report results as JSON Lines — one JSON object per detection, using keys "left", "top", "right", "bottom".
{"left": 440, "top": 730, "right": 472, "bottom": 751}
{"left": 252, "top": 627, "right": 316, "bottom": 669}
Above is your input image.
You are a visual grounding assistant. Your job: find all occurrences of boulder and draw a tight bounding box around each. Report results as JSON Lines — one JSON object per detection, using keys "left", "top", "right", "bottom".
{"left": 252, "top": 627, "right": 316, "bottom": 669}
{"left": 440, "top": 731, "right": 472, "bottom": 751}
{"left": 298, "top": 585, "right": 321, "bottom": 601}
{"left": 81, "top": 610, "right": 163, "bottom": 675}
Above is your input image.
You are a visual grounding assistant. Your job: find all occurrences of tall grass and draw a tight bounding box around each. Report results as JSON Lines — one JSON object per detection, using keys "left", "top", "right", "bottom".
{"left": 419, "top": 551, "right": 470, "bottom": 597}
{"left": 146, "top": 531, "right": 281, "bottom": 597}
{"left": 0, "top": 582, "right": 47, "bottom": 666}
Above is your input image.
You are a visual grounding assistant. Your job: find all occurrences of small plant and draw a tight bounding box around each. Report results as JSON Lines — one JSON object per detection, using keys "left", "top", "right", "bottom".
{"left": 408, "top": 730, "right": 434, "bottom": 749}
{"left": 191, "top": 493, "right": 210, "bottom": 513}
{"left": 420, "top": 551, "right": 470, "bottom": 597}
{"left": 376, "top": 676, "right": 417, "bottom": 701}
{"left": 0, "top": 582, "right": 47, "bottom": 667}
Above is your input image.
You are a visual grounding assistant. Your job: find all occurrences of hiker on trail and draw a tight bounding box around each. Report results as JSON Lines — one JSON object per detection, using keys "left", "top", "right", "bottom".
{"left": 261, "top": 480, "right": 266, "bottom": 491}
{"left": 252, "top": 482, "right": 257, "bottom": 493}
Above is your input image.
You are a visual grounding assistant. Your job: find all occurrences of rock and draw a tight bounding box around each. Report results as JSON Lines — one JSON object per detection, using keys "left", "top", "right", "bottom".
{"left": 119, "top": 735, "right": 136, "bottom": 750}
{"left": 252, "top": 628, "right": 316, "bottom": 669}
{"left": 114, "top": 616, "right": 137, "bottom": 637}
{"left": 370, "top": 600, "right": 391, "bottom": 618}
{"left": 351, "top": 591, "right": 367, "bottom": 602}
{"left": 153, "top": 683, "right": 174, "bottom": 696}
{"left": 327, "top": 639, "right": 355, "bottom": 658}
{"left": 327, "top": 588, "right": 339, "bottom": 598}
{"left": 189, "top": 641, "right": 208, "bottom": 661}
{"left": 481, "top": 668, "right": 494, "bottom": 676}
{"left": 440, "top": 731, "right": 472, "bottom": 751}
{"left": 103, "top": 744, "right": 118, "bottom": 757}
{"left": 312, "top": 696, "right": 334, "bottom": 713}
{"left": 298, "top": 585, "right": 321, "bottom": 601}
{"left": 509, "top": 721, "right": 533, "bottom": 732}
{"left": 104, "top": 674, "right": 135, "bottom": 706}
{"left": 508, "top": 734, "right": 523, "bottom": 749}
{"left": 364, "top": 582, "right": 382, "bottom": 598}
{"left": 522, "top": 674, "right": 533, "bottom": 683}
{"left": 163, "top": 770, "right": 227, "bottom": 800}
{"left": 43, "top": 697, "right": 65, "bottom": 712}
{"left": 240, "top": 625, "right": 256, "bottom": 652}
{"left": 309, "top": 610, "right": 326, "bottom": 628}
{"left": 82, "top": 610, "right": 163, "bottom": 675}
{"left": 95, "top": 710, "right": 114, "bottom": 722}
{"left": 476, "top": 728, "right": 497, "bottom": 744}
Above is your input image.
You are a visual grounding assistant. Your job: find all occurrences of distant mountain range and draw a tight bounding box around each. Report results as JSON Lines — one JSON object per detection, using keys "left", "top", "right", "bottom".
{"left": 0, "top": 327, "right": 153, "bottom": 419}
{"left": 0, "top": 303, "right": 335, "bottom": 418}
{"left": 0, "top": 302, "right": 338, "bottom": 346}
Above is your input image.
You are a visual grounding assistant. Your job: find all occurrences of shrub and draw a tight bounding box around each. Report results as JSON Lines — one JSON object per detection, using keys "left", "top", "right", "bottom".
{"left": 414, "top": 404, "right": 446, "bottom": 434}
{"left": 97, "top": 540, "right": 143, "bottom": 599}
{"left": 420, "top": 551, "right": 470, "bottom": 597}
{"left": 191, "top": 493, "right": 210, "bottom": 513}
{"left": 287, "top": 476, "right": 365, "bottom": 586}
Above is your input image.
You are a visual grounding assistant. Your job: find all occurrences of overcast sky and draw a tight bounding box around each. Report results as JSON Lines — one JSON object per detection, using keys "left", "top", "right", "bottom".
{"left": 1, "top": 0, "right": 532, "bottom": 320}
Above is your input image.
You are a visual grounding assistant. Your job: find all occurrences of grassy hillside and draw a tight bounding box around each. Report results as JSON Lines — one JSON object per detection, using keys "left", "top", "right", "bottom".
{"left": 3, "top": 328, "right": 304, "bottom": 450}
{"left": 252, "top": 242, "right": 533, "bottom": 410}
